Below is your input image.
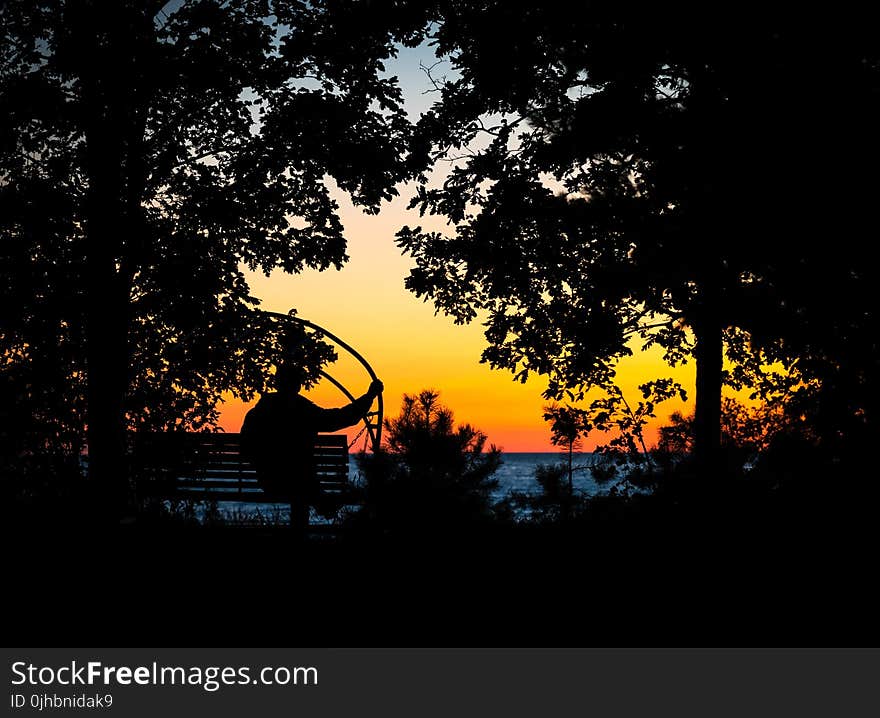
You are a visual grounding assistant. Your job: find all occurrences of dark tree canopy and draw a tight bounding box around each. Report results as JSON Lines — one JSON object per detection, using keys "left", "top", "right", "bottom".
{"left": 398, "top": 3, "right": 880, "bottom": 470}
{"left": 0, "top": 0, "right": 424, "bottom": 506}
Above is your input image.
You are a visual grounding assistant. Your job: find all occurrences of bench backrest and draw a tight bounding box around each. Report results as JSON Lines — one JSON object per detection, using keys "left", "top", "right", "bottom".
{"left": 133, "top": 432, "right": 350, "bottom": 503}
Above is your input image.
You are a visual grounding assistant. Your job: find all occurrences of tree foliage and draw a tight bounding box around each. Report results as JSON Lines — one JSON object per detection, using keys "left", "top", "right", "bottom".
{"left": 545, "top": 378, "right": 684, "bottom": 484}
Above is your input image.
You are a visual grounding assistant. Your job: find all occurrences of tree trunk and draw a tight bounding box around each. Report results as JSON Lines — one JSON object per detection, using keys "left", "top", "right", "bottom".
{"left": 79, "top": 3, "right": 153, "bottom": 520}
{"left": 81, "top": 10, "right": 131, "bottom": 520}
{"left": 692, "top": 308, "right": 723, "bottom": 478}
{"left": 85, "top": 122, "right": 129, "bottom": 517}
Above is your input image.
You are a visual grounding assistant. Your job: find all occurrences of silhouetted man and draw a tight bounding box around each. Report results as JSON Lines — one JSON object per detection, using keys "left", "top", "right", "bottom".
{"left": 240, "top": 364, "right": 383, "bottom": 538}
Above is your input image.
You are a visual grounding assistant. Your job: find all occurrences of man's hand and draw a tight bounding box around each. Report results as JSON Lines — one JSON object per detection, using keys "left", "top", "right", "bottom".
{"left": 368, "top": 379, "right": 384, "bottom": 397}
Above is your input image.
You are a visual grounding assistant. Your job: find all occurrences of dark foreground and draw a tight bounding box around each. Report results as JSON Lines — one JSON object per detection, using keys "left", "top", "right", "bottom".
{"left": 5, "top": 484, "right": 876, "bottom": 647}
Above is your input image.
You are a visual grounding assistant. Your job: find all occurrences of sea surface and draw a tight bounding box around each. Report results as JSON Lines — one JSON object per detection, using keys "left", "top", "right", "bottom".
{"left": 480, "top": 452, "right": 606, "bottom": 501}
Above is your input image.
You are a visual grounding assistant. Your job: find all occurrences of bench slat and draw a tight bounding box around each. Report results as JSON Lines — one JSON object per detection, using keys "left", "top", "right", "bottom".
{"left": 133, "top": 432, "right": 358, "bottom": 511}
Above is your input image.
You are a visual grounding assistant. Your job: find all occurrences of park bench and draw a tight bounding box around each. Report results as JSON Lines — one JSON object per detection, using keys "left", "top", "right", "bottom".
{"left": 133, "top": 432, "right": 360, "bottom": 521}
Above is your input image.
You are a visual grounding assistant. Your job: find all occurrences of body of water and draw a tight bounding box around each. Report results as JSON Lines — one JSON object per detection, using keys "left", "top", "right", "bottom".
{"left": 488, "top": 452, "right": 605, "bottom": 500}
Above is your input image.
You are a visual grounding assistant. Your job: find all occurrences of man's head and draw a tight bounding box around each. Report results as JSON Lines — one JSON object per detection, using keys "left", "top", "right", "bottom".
{"left": 274, "top": 364, "right": 308, "bottom": 394}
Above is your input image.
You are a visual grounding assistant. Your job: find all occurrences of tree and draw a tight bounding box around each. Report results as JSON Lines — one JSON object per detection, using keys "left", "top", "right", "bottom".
{"left": 546, "top": 378, "right": 683, "bottom": 487}
{"left": 397, "top": 3, "right": 880, "bottom": 478}
{"left": 1, "top": 0, "right": 422, "bottom": 515}
{"left": 588, "top": 379, "right": 686, "bottom": 473}
{"left": 543, "top": 404, "right": 589, "bottom": 495}
{"left": 357, "top": 389, "right": 501, "bottom": 532}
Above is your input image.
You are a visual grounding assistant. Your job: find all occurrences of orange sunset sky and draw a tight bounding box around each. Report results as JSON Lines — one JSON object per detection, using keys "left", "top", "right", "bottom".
{"left": 217, "top": 45, "right": 693, "bottom": 451}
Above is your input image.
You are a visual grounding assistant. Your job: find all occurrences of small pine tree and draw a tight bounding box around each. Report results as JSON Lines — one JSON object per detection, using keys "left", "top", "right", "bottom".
{"left": 542, "top": 404, "right": 591, "bottom": 495}
{"left": 357, "top": 390, "right": 502, "bottom": 533}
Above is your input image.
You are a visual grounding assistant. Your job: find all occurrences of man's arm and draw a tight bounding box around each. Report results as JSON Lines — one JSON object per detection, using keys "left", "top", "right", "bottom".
{"left": 312, "top": 380, "right": 383, "bottom": 433}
